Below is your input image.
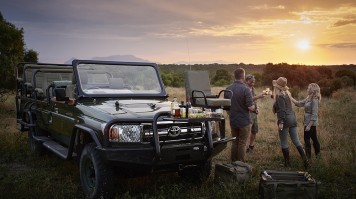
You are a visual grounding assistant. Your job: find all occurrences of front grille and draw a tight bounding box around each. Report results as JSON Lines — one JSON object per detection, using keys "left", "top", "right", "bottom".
{"left": 142, "top": 121, "right": 205, "bottom": 144}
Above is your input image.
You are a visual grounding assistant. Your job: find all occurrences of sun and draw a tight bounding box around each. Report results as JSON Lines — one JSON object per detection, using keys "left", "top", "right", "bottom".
{"left": 297, "top": 40, "right": 310, "bottom": 50}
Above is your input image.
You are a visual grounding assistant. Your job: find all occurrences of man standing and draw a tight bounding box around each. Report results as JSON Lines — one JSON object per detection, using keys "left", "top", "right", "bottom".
{"left": 245, "top": 74, "right": 265, "bottom": 153}
{"left": 225, "top": 68, "right": 255, "bottom": 162}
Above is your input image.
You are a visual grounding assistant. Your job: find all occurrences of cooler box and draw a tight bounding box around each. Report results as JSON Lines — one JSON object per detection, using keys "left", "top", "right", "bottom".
{"left": 214, "top": 161, "right": 252, "bottom": 184}
{"left": 259, "top": 170, "right": 320, "bottom": 199}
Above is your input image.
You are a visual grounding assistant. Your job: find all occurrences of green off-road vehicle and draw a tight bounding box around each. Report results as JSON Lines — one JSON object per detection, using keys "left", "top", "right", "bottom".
{"left": 15, "top": 60, "right": 233, "bottom": 198}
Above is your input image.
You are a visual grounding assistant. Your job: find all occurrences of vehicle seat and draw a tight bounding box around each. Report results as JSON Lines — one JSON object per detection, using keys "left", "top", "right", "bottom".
{"left": 185, "top": 70, "right": 232, "bottom": 110}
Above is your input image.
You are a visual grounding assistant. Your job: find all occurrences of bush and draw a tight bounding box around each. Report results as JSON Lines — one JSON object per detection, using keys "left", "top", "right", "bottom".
{"left": 290, "top": 87, "right": 301, "bottom": 99}
{"left": 339, "top": 76, "right": 354, "bottom": 88}
{"left": 321, "top": 87, "right": 333, "bottom": 97}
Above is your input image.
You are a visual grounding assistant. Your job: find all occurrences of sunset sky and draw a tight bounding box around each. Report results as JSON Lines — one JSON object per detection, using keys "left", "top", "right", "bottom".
{"left": 1, "top": 0, "right": 356, "bottom": 65}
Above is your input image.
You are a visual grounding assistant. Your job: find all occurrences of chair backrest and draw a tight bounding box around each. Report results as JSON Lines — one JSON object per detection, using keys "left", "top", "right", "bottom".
{"left": 185, "top": 70, "right": 212, "bottom": 98}
{"left": 109, "top": 78, "right": 124, "bottom": 89}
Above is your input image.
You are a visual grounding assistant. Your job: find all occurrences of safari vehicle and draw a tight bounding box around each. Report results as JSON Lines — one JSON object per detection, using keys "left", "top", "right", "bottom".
{"left": 15, "top": 60, "right": 234, "bottom": 198}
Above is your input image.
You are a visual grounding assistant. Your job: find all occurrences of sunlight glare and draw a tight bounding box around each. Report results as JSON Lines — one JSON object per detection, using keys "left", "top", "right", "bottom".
{"left": 297, "top": 40, "right": 310, "bottom": 50}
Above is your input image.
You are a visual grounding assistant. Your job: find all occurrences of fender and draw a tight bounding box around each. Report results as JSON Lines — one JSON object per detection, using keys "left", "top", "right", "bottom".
{"left": 74, "top": 124, "right": 102, "bottom": 148}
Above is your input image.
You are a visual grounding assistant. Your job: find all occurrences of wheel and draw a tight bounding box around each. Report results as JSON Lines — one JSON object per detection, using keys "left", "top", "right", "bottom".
{"left": 80, "top": 143, "right": 115, "bottom": 199}
{"left": 179, "top": 160, "right": 212, "bottom": 183}
{"left": 26, "top": 112, "right": 45, "bottom": 155}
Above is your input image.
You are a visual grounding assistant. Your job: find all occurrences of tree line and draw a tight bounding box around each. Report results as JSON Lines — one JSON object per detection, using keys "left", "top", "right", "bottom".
{"left": 159, "top": 63, "right": 355, "bottom": 97}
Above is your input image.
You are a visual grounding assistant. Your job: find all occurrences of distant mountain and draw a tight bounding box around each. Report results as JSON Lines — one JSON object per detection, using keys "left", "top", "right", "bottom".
{"left": 174, "top": 60, "right": 231, "bottom": 65}
{"left": 92, "top": 55, "right": 151, "bottom": 62}
{"left": 64, "top": 55, "right": 151, "bottom": 64}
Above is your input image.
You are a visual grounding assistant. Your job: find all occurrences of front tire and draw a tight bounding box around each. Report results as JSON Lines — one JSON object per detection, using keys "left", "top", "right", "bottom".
{"left": 80, "top": 143, "right": 114, "bottom": 199}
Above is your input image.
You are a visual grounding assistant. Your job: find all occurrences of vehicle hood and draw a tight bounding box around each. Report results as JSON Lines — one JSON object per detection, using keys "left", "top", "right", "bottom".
{"left": 85, "top": 99, "right": 171, "bottom": 119}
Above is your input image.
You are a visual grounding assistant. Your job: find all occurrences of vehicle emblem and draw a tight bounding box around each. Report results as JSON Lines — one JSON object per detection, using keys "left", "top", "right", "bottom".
{"left": 168, "top": 126, "right": 181, "bottom": 137}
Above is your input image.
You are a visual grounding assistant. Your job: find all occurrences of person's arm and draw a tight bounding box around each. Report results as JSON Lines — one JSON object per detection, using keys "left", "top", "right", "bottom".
{"left": 276, "top": 95, "right": 286, "bottom": 129}
{"left": 253, "top": 92, "right": 265, "bottom": 101}
{"left": 246, "top": 88, "right": 256, "bottom": 112}
{"left": 290, "top": 96, "right": 297, "bottom": 104}
{"left": 294, "top": 98, "right": 306, "bottom": 107}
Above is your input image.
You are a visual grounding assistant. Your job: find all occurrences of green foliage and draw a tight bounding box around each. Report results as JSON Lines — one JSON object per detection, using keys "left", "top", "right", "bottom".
{"left": 289, "top": 86, "right": 301, "bottom": 99}
{"left": 211, "top": 68, "right": 232, "bottom": 86}
{"left": 338, "top": 76, "right": 354, "bottom": 88}
{"left": 0, "top": 13, "right": 25, "bottom": 89}
{"left": 262, "top": 63, "right": 322, "bottom": 88}
{"left": 160, "top": 70, "right": 184, "bottom": 87}
{"left": 24, "top": 49, "right": 38, "bottom": 62}
{"left": 335, "top": 69, "right": 355, "bottom": 88}
{"left": 0, "top": 13, "right": 39, "bottom": 102}
{"left": 335, "top": 69, "right": 355, "bottom": 79}
{"left": 260, "top": 63, "right": 356, "bottom": 97}
{"left": 253, "top": 73, "right": 262, "bottom": 87}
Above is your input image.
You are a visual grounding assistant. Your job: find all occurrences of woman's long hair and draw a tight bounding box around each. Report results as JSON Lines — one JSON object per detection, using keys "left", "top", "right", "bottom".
{"left": 273, "top": 86, "right": 292, "bottom": 104}
{"left": 308, "top": 83, "right": 321, "bottom": 102}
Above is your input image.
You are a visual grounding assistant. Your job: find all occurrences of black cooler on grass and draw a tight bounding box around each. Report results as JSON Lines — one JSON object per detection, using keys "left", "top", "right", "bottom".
{"left": 259, "top": 170, "right": 320, "bottom": 199}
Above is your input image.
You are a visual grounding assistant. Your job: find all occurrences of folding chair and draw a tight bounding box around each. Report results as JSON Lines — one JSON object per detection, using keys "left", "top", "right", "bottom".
{"left": 185, "top": 70, "right": 232, "bottom": 110}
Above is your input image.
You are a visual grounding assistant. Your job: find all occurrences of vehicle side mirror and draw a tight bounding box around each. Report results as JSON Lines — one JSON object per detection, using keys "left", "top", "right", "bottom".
{"left": 54, "top": 88, "right": 69, "bottom": 101}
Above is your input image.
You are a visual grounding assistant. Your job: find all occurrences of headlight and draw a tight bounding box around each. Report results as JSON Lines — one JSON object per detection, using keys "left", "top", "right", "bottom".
{"left": 109, "top": 124, "right": 142, "bottom": 142}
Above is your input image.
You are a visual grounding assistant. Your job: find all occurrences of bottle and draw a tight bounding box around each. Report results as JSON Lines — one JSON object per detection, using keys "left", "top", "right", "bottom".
{"left": 173, "top": 98, "right": 180, "bottom": 118}
{"left": 180, "top": 101, "right": 186, "bottom": 118}
{"left": 171, "top": 97, "right": 178, "bottom": 117}
{"left": 186, "top": 96, "right": 192, "bottom": 118}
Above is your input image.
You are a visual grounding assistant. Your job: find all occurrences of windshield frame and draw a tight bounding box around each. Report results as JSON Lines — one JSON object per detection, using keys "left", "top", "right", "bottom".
{"left": 72, "top": 60, "right": 167, "bottom": 99}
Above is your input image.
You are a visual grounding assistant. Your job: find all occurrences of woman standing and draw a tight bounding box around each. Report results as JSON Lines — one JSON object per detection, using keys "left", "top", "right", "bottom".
{"left": 292, "top": 83, "right": 321, "bottom": 160}
{"left": 272, "top": 77, "right": 310, "bottom": 169}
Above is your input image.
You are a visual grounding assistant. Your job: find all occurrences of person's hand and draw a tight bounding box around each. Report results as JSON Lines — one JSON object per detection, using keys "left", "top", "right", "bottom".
{"left": 278, "top": 123, "right": 284, "bottom": 131}
{"left": 258, "top": 93, "right": 265, "bottom": 99}
{"left": 305, "top": 126, "right": 311, "bottom": 132}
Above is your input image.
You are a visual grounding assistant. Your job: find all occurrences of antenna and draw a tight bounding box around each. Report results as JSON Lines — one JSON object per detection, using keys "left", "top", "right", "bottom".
{"left": 185, "top": 37, "right": 191, "bottom": 70}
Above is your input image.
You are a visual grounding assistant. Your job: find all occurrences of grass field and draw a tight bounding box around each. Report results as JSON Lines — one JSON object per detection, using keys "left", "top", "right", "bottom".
{"left": 0, "top": 87, "right": 355, "bottom": 199}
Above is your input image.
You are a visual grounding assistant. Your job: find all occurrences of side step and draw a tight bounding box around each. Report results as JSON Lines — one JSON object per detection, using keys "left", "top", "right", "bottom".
{"left": 42, "top": 140, "right": 77, "bottom": 159}
{"left": 33, "top": 135, "right": 77, "bottom": 159}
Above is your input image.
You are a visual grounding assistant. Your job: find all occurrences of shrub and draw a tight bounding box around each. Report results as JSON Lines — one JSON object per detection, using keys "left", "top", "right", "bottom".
{"left": 339, "top": 76, "right": 354, "bottom": 88}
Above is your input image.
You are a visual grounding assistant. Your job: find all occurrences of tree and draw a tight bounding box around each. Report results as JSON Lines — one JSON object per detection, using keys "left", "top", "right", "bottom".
{"left": 212, "top": 68, "right": 232, "bottom": 86}
{"left": 0, "top": 12, "right": 25, "bottom": 88}
{"left": 0, "top": 12, "right": 38, "bottom": 101}
{"left": 24, "top": 49, "right": 38, "bottom": 62}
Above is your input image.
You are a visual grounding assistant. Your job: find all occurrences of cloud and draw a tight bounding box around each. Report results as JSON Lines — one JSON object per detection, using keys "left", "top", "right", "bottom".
{"left": 332, "top": 19, "right": 356, "bottom": 27}
{"left": 319, "top": 43, "right": 356, "bottom": 48}
{"left": 248, "top": 4, "right": 285, "bottom": 10}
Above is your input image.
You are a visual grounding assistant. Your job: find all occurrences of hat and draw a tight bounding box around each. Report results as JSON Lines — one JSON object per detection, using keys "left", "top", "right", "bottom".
{"left": 245, "top": 74, "right": 255, "bottom": 82}
{"left": 272, "top": 77, "right": 289, "bottom": 91}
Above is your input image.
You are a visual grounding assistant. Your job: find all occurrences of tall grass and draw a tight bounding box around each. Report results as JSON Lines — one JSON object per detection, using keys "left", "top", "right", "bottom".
{"left": 0, "top": 88, "right": 355, "bottom": 198}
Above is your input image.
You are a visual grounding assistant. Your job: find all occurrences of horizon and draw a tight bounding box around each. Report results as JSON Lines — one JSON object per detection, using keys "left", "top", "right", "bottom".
{"left": 1, "top": 0, "right": 356, "bottom": 65}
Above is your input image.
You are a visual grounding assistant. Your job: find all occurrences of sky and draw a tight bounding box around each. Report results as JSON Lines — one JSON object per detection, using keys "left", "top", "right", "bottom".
{"left": 1, "top": 0, "right": 356, "bottom": 65}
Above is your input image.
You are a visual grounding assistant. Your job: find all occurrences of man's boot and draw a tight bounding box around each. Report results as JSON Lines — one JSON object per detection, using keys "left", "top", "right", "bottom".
{"left": 281, "top": 148, "right": 291, "bottom": 167}
{"left": 297, "top": 146, "right": 310, "bottom": 169}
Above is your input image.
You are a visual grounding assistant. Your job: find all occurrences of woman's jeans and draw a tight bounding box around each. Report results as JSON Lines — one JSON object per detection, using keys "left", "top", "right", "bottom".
{"left": 279, "top": 126, "right": 302, "bottom": 149}
{"left": 304, "top": 126, "right": 320, "bottom": 156}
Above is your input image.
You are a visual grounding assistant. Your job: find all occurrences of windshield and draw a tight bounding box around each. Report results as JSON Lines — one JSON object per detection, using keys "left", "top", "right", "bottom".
{"left": 77, "top": 63, "right": 163, "bottom": 95}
